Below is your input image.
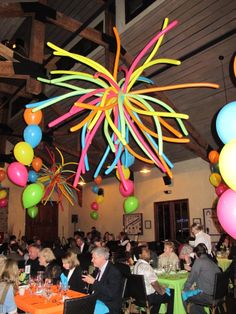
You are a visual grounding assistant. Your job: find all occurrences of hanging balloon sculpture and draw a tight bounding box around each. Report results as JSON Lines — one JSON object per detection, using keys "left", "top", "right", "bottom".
{"left": 37, "top": 146, "right": 82, "bottom": 211}
{"left": 24, "top": 18, "right": 219, "bottom": 215}
{"left": 90, "top": 175, "right": 104, "bottom": 220}
{"left": 0, "top": 169, "right": 8, "bottom": 208}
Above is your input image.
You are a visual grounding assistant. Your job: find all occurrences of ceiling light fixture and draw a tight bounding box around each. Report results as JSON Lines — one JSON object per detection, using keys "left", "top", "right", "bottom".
{"left": 140, "top": 168, "right": 151, "bottom": 174}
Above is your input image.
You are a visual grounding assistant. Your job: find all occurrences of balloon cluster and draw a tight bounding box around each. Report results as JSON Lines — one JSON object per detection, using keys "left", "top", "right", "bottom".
{"left": 24, "top": 18, "right": 218, "bottom": 207}
{"left": 6, "top": 108, "right": 44, "bottom": 218}
{"left": 0, "top": 169, "right": 8, "bottom": 208}
{"left": 90, "top": 176, "right": 104, "bottom": 220}
{"left": 210, "top": 101, "right": 236, "bottom": 239}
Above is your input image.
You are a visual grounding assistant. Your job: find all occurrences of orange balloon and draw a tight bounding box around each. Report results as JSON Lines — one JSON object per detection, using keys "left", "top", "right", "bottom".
{"left": 32, "top": 157, "right": 43, "bottom": 172}
{"left": 23, "top": 108, "right": 42, "bottom": 125}
{"left": 94, "top": 175, "right": 102, "bottom": 185}
{"left": 0, "top": 169, "right": 6, "bottom": 182}
{"left": 208, "top": 150, "right": 219, "bottom": 164}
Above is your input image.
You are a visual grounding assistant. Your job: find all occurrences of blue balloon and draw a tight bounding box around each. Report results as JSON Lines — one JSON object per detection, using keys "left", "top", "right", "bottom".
{"left": 28, "top": 170, "right": 38, "bottom": 183}
{"left": 121, "top": 151, "right": 135, "bottom": 168}
{"left": 23, "top": 124, "right": 42, "bottom": 148}
{"left": 92, "top": 185, "right": 99, "bottom": 194}
{"left": 216, "top": 101, "right": 236, "bottom": 144}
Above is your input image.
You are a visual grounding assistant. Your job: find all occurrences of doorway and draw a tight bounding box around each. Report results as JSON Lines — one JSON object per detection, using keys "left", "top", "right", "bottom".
{"left": 25, "top": 202, "right": 58, "bottom": 245}
{"left": 154, "top": 199, "right": 190, "bottom": 242}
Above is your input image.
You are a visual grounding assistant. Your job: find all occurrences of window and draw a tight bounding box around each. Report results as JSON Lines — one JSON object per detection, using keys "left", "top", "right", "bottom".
{"left": 125, "top": 0, "right": 155, "bottom": 23}
{"left": 154, "top": 199, "right": 190, "bottom": 242}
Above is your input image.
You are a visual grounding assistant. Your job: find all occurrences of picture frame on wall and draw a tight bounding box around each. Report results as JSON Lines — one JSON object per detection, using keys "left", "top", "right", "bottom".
{"left": 123, "top": 213, "right": 143, "bottom": 235}
{"left": 203, "top": 208, "right": 223, "bottom": 242}
{"left": 144, "top": 220, "right": 152, "bottom": 229}
{"left": 192, "top": 218, "right": 201, "bottom": 225}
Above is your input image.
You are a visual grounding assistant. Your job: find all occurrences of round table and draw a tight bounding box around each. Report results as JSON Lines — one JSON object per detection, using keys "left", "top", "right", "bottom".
{"left": 216, "top": 257, "right": 232, "bottom": 271}
{"left": 158, "top": 272, "right": 188, "bottom": 314}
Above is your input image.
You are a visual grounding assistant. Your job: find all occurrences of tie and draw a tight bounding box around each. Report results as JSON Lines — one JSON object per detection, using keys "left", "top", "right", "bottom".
{"left": 96, "top": 269, "right": 101, "bottom": 281}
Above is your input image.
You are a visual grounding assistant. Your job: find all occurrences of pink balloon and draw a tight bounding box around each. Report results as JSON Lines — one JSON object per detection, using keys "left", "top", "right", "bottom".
{"left": 215, "top": 182, "right": 228, "bottom": 197}
{"left": 119, "top": 180, "right": 134, "bottom": 197}
{"left": 7, "top": 162, "right": 28, "bottom": 187}
{"left": 0, "top": 198, "right": 8, "bottom": 208}
{"left": 91, "top": 201, "right": 99, "bottom": 211}
{"left": 217, "top": 189, "right": 236, "bottom": 239}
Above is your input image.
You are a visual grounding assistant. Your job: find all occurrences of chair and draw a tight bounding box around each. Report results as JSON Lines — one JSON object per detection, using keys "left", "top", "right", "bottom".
{"left": 187, "top": 271, "right": 229, "bottom": 314}
{"left": 123, "top": 274, "right": 151, "bottom": 314}
{"left": 63, "top": 294, "right": 97, "bottom": 314}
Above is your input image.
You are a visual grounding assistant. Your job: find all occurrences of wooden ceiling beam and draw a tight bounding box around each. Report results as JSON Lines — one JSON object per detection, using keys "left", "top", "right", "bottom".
{"left": 0, "top": 3, "right": 33, "bottom": 17}
{"left": 0, "top": 83, "right": 31, "bottom": 98}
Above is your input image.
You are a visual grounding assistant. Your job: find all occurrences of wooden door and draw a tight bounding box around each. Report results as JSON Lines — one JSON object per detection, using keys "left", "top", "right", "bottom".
{"left": 25, "top": 202, "right": 58, "bottom": 245}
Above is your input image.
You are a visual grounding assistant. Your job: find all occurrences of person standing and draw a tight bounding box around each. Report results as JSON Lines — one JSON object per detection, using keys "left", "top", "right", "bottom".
{"left": 82, "top": 247, "right": 123, "bottom": 314}
{"left": 134, "top": 246, "right": 174, "bottom": 314}
{"left": 191, "top": 223, "right": 212, "bottom": 254}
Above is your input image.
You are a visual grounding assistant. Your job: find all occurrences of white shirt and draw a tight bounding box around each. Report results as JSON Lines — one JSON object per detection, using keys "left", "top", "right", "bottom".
{"left": 98, "top": 260, "right": 109, "bottom": 281}
{"left": 67, "top": 267, "right": 75, "bottom": 281}
{"left": 194, "top": 231, "right": 212, "bottom": 254}
{"left": 133, "top": 259, "right": 157, "bottom": 295}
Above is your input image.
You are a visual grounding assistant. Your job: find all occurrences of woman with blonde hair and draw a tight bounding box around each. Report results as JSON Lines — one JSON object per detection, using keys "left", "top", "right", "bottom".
{"left": 62, "top": 251, "right": 85, "bottom": 292}
{"left": 39, "top": 248, "right": 62, "bottom": 284}
{"left": 0, "top": 259, "right": 19, "bottom": 314}
{"left": 0, "top": 255, "right": 7, "bottom": 277}
{"left": 158, "top": 241, "right": 179, "bottom": 271}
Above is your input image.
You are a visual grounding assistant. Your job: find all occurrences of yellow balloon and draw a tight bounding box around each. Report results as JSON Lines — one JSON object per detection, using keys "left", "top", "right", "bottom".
{"left": 0, "top": 190, "right": 7, "bottom": 200}
{"left": 96, "top": 195, "right": 104, "bottom": 204}
{"left": 116, "top": 166, "right": 130, "bottom": 181}
{"left": 14, "top": 141, "right": 34, "bottom": 166}
{"left": 209, "top": 173, "right": 221, "bottom": 187}
{"left": 219, "top": 139, "right": 236, "bottom": 191}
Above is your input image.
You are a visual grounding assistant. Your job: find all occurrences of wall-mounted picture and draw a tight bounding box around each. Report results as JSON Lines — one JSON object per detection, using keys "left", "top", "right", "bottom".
{"left": 192, "top": 218, "right": 201, "bottom": 225}
{"left": 203, "top": 208, "right": 223, "bottom": 242}
{"left": 123, "top": 213, "right": 143, "bottom": 235}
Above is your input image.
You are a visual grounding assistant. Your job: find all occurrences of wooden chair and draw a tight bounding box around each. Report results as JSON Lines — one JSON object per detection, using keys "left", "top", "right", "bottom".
{"left": 186, "top": 271, "right": 229, "bottom": 314}
{"left": 63, "top": 294, "right": 97, "bottom": 314}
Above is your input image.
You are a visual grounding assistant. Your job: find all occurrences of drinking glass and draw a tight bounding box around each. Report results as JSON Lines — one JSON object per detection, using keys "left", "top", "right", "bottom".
{"left": 82, "top": 270, "right": 89, "bottom": 293}
{"left": 61, "top": 283, "right": 70, "bottom": 301}
{"left": 175, "top": 261, "right": 181, "bottom": 273}
{"left": 44, "top": 281, "right": 53, "bottom": 301}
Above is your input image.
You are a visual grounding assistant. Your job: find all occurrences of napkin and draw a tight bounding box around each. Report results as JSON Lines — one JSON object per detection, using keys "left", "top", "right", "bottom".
{"left": 60, "top": 273, "right": 68, "bottom": 287}
{"left": 182, "top": 289, "right": 202, "bottom": 301}
{"left": 94, "top": 300, "right": 109, "bottom": 314}
{"left": 165, "top": 288, "right": 171, "bottom": 296}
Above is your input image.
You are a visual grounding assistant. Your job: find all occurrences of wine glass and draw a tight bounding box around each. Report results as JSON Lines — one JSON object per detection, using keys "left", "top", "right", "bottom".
{"left": 61, "top": 283, "right": 70, "bottom": 301}
{"left": 82, "top": 270, "right": 89, "bottom": 293}
{"left": 44, "top": 282, "right": 53, "bottom": 301}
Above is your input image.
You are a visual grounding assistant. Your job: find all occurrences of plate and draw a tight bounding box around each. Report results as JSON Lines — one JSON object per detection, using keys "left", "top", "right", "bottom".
{"left": 179, "top": 270, "right": 187, "bottom": 274}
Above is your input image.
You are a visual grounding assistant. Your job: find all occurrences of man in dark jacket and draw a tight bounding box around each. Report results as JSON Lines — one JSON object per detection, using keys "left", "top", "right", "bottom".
{"left": 82, "top": 247, "right": 123, "bottom": 314}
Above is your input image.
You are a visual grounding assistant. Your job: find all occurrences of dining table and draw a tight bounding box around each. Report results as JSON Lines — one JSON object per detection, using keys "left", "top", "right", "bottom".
{"left": 15, "top": 285, "right": 86, "bottom": 314}
{"left": 157, "top": 271, "right": 188, "bottom": 314}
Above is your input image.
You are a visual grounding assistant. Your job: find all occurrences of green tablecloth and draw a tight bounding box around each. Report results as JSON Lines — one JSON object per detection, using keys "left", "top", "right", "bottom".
{"left": 158, "top": 272, "right": 188, "bottom": 314}
{"left": 217, "top": 258, "right": 232, "bottom": 271}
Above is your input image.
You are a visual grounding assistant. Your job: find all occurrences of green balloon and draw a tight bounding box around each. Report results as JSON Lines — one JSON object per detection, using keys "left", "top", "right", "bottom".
{"left": 124, "top": 196, "right": 139, "bottom": 214}
{"left": 22, "top": 183, "right": 44, "bottom": 208}
{"left": 27, "top": 206, "right": 38, "bottom": 218}
{"left": 90, "top": 211, "right": 99, "bottom": 220}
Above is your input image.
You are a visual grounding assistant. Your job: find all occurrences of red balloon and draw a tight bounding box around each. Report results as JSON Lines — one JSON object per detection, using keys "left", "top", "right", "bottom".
{"left": 0, "top": 169, "right": 6, "bottom": 182}
{"left": 91, "top": 201, "right": 99, "bottom": 211}
{"left": 0, "top": 198, "right": 8, "bottom": 208}
{"left": 215, "top": 182, "right": 228, "bottom": 196}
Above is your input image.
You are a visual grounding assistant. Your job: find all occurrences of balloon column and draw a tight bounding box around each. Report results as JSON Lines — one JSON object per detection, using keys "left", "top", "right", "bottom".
{"left": 0, "top": 169, "right": 8, "bottom": 208}
{"left": 90, "top": 176, "right": 104, "bottom": 220}
{"left": 24, "top": 18, "right": 219, "bottom": 213}
{"left": 214, "top": 100, "right": 236, "bottom": 239}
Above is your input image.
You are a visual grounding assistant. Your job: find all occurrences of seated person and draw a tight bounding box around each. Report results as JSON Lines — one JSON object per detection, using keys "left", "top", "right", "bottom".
{"left": 158, "top": 241, "right": 179, "bottom": 270}
{"left": 183, "top": 243, "right": 221, "bottom": 314}
{"left": 82, "top": 247, "right": 123, "bottom": 314}
{"left": 0, "top": 259, "right": 19, "bottom": 314}
{"left": 134, "top": 246, "right": 174, "bottom": 314}
{"left": 39, "top": 248, "right": 62, "bottom": 284}
{"left": 114, "top": 252, "right": 131, "bottom": 278}
{"left": 62, "top": 251, "right": 85, "bottom": 293}
{"left": 25, "top": 244, "right": 44, "bottom": 276}
{"left": 215, "top": 233, "right": 231, "bottom": 252}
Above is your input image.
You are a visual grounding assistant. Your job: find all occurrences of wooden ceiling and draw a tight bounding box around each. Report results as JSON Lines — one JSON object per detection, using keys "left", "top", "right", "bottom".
{"left": 0, "top": 0, "right": 235, "bottom": 182}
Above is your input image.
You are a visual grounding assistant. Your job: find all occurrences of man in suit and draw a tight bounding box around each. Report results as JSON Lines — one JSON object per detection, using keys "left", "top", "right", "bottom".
{"left": 25, "top": 244, "right": 44, "bottom": 276}
{"left": 75, "top": 235, "right": 91, "bottom": 271}
{"left": 82, "top": 247, "right": 123, "bottom": 314}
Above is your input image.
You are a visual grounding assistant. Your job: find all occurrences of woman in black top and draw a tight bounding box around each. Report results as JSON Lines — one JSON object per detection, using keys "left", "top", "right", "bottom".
{"left": 62, "top": 251, "right": 85, "bottom": 293}
{"left": 38, "top": 248, "right": 62, "bottom": 284}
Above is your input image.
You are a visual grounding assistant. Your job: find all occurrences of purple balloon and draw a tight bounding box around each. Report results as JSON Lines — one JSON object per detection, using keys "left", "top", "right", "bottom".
{"left": 7, "top": 162, "right": 28, "bottom": 187}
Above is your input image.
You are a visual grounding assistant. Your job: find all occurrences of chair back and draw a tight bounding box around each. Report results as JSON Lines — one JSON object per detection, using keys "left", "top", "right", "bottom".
{"left": 124, "top": 274, "right": 148, "bottom": 308}
{"left": 213, "top": 271, "right": 229, "bottom": 300}
{"left": 63, "top": 294, "right": 97, "bottom": 314}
